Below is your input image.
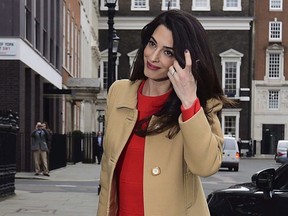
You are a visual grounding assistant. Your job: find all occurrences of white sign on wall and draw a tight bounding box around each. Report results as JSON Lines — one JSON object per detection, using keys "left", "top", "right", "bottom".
{"left": 0, "top": 41, "right": 16, "bottom": 56}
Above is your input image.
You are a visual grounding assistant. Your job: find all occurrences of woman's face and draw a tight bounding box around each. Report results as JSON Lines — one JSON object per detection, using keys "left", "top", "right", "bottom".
{"left": 143, "top": 24, "right": 175, "bottom": 81}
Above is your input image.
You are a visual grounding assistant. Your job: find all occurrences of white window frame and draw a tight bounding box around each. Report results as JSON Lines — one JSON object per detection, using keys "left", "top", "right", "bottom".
{"left": 220, "top": 49, "right": 243, "bottom": 98}
{"left": 100, "top": 49, "right": 120, "bottom": 90}
{"left": 131, "top": 0, "right": 149, "bottom": 11}
{"left": 269, "top": 20, "right": 282, "bottom": 42}
{"left": 192, "top": 0, "right": 210, "bottom": 11}
{"left": 100, "top": 0, "right": 119, "bottom": 11}
{"left": 100, "top": 50, "right": 108, "bottom": 89}
{"left": 63, "top": 2, "right": 66, "bottom": 68}
{"left": 161, "top": 0, "right": 180, "bottom": 10}
{"left": 265, "top": 44, "right": 284, "bottom": 81}
{"left": 269, "top": 0, "right": 282, "bottom": 11}
{"left": 223, "top": 0, "right": 242, "bottom": 11}
{"left": 71, "top": 19, "right": 74, "bottom": 76}
{"left": 67, "top": 10, "right": 71, "bottom": 72}
{"left": 127, "top": 49, "right": 138, "bottom": 74}
{"left": 221, "top": 109, "right": 241, "bottom": 140}
{"left": 268, "top": 90, "right": 279, "bottom": 110}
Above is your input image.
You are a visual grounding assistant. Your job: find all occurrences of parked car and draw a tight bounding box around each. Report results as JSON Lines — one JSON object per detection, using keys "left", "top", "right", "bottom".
{"left": 221, "top": 136, "right": 240, "bottom": 171}
{"left": 207, "top": 162, "right": 288, "bottom": 216}
{"left": 275, "top": 140, "right": 288, "bottom": 164}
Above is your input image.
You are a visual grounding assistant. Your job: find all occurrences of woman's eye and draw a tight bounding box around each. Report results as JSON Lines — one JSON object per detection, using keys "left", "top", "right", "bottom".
{"left": 148, "top": 40, "right": 156, "bottom": 47}
{"left": 164, "top": 50, "right": 174, "bottom": 57}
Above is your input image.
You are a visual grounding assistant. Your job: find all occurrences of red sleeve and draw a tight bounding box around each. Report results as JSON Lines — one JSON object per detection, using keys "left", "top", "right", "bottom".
{"left": 181, "top": 98, "right": 201, "bottom": 122}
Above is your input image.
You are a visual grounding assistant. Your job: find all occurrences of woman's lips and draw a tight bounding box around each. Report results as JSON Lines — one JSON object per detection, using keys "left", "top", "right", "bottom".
{"left": 147, "top": 61, "right": 161, "bottom": 70}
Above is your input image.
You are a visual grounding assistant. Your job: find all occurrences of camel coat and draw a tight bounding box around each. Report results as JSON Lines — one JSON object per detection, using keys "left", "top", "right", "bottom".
{"left": 97, "top": 80, "right": 224, "bottom": 216}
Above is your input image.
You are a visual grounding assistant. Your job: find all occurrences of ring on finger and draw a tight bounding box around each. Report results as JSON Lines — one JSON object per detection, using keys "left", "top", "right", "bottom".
{"left": 171, "top": 68, "right": 177, "bottom": 76}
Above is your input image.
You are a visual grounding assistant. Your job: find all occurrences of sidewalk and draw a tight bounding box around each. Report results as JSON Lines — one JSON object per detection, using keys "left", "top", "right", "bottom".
{"left": 0, "top": 162, "right": 101, "bottom": 216}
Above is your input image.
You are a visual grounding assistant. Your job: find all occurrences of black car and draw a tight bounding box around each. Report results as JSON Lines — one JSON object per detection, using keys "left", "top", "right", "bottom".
{"left": 207, "top": 162, "right": 288, "bottom": 216}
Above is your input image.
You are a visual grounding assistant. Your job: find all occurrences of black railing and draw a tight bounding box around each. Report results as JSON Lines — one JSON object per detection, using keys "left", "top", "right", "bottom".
{"left": 49, "top": 134, "right": 67, "bottom": 170}
{"left": 0, "top": 110, "right": 19, "bottom": 198}
{"left": 66, "top": 132, "right": 96, "bottom": 164}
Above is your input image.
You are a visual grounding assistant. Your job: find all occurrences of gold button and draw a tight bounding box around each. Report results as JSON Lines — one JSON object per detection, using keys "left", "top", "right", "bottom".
{"left": 152, "top": 167, "right": 161, "bottom": 176}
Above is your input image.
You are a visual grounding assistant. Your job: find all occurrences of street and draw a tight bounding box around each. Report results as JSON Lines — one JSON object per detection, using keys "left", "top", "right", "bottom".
{"left": 15, "top": 179, "right": 99, "bottom": 194}
{"left": 0, "top": 158, "right": 281, "bottom": 216}
{"left": 202, "top": 158, "right": 280, "bottom": 196}
{"left": 14, "top": 158, "right": 280, "bottom": 198}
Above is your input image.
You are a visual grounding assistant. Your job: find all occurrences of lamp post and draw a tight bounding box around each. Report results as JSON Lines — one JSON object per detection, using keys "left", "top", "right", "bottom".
{"left": 105, "top": 0, "right": 120, "bottom": 91}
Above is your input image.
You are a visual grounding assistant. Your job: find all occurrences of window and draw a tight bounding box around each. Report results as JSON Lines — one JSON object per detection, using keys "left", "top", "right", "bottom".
{"left": 103, "top": 61, "right": 108, "bottom": 89}
{"left": 268, "top": 53, "right": 280, "bottom": 78}
{"left": 223, "top": 0, "right": 241, "bottom": 11}
{"left": 43, "top": 0, "right": 48, "bottom": 58}
{"left": 221, "top": 109, "right": 240, "bottom": 140}
{"left": 131, "top": 0, "right": 149, "bottom": 10}
{"left": 67, "top": 10, "right": 71, "bottom": 71}
{"left": 161, "top": 0, "right": 180, "bottom": 10}
{"left": 224, "top": 62, "right": 237, "bottom": 97}
{"left": 192, "top": 0, "right": 210, "bottom": 11}
{"left": 71, "top": 19, "right": 74, "bottom": 75}
{"left": 35, "top": 0, "right": 41, "bottom": 51}
{"left": 25, "top": 0, "right": 32, "bottom": 43}
{"left": 270, "top": 0, "right": 282, "bottom": 11}
{"left": 269, "top": 21, "right": 282, "bottom": 42}
{"left": 265, "top": 44, "right": 284, "bottom": 81}
{"left": 100, "top": 49, "right": 119, "bottom": 90}
{"left": 268, "top": 90, "right": 279, "bottom": 109}
{"left": 63, "top": 2, "right": 66, "bottom": 68}
{"left": 127, "top": 49, "right": 138, "bottom": 72}
{"left": 224, "top": 115, "right": 236, "bottom": 136}
{"left": 220, "top": 49, "right": 243, "bottom": 98}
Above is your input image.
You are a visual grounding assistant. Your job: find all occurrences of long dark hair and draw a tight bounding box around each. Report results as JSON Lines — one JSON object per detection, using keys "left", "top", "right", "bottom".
{"left": 130, "top": 10, "right": 230, "bottom": 138}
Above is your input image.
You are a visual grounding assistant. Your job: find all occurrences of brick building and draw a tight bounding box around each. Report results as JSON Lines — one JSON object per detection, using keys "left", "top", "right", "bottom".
{"left": 98, "top": 0, "right": 253, "bottom": 142}
{"left": 252, "top": 0, "right": 288, "bottom": 156}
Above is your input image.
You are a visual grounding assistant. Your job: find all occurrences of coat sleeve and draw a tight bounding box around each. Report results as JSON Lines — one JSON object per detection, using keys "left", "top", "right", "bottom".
{"left": 179, "top": 98, "right": 224, "bottom": 177}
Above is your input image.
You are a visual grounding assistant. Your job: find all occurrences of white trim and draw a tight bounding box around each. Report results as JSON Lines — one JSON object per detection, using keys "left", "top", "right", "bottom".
{"left": 269, "top": 21, "right": 282, "bottom": 42}
{"left": 127, "top": 49, "right": 138, "bottom": 68}
{"left": 269, "top": 0, "right": 283, "bottom": 11}
{"left": 192, "top": 0, "right": 211, "bottom": 11}
{"left": 0, "top": 38, "right": 62, "bottom": 89}
{"left": 99, "top": 16, "right": 253, "bottom": 30}
{"left": 221, "top": 109, "right": 241, "bottom": 140}
{"left": 264, "top": 44, "right": 284, "bottom": 81}
{"left": 223, "top": 0, "right": 242, "bottom": 11}
{"left": 220, "top": 49, "right": 243, "bottom": 98}
{"left": 161, "top": 0, "right": 180, "bottom": 10}
{"left": 131, "top": 0, "right": 149, "bottom": 11}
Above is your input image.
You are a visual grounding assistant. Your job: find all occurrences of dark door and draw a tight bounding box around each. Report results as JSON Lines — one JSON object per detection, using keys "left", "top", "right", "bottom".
{"left": 262, "top": 124, "right": 284, "bottom": 154}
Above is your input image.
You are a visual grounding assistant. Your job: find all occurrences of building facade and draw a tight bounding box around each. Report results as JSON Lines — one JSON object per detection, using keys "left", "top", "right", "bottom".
{"left": 0, "top": 0, "right": 101, "bottom": 171}
{"left": 0, "top": 0, "right": 62, "bottom": 171}
{"left": 252, "top": 0, "right": 288, "bottom": 156}
{"left": 62, "top": 0, "right": 101, "bottom": 134}
{"left": 98, "top": 0, "right": 253, "bottom": 142}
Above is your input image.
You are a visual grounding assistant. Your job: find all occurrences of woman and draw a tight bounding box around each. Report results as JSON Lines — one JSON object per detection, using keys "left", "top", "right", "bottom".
{"left": 97, "top": 10, "right": 232, "bottom": 216}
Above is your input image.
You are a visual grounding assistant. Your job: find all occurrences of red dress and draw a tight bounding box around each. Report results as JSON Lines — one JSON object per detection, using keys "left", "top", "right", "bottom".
{"left": 115, "top": 81, "right": 200, "bottom": 216}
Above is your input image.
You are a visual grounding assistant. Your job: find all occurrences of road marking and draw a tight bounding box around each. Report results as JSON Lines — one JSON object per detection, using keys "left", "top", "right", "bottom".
{"left": 55, "top": 184, "right": 77, "bottom": 188}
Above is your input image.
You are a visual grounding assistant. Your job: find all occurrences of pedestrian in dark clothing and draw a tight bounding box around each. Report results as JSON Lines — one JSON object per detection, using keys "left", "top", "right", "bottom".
{"left": 95, "top": 131, "right": 103, "bottom": 164}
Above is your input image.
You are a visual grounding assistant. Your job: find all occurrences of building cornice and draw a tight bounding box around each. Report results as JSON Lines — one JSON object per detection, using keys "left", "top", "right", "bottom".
{"left": 99, "top": 16, "right": 254, "bottom": 30}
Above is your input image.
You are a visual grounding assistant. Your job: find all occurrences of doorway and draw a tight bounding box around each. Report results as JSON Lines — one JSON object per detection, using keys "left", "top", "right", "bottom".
{"left": 261, "top": 124, "right": 284, "bottom": 154}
